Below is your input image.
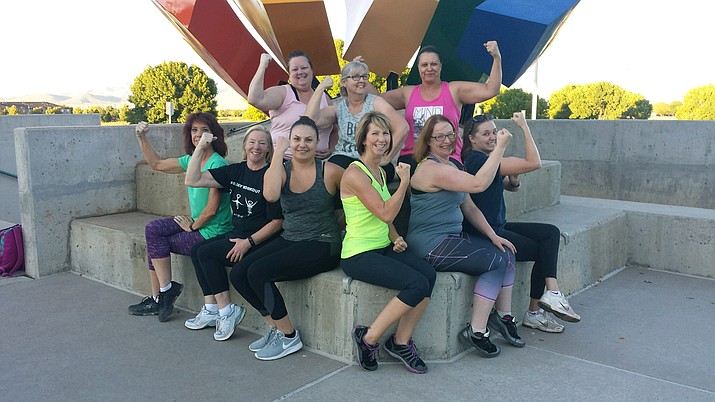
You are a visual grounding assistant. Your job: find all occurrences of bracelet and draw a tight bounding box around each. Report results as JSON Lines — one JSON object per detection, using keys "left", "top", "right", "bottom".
{"left": 189, "top": 223, "right": 195, "bottom": 232}
{"left": 247, "top": 236, "right": 256, "bottom": 246}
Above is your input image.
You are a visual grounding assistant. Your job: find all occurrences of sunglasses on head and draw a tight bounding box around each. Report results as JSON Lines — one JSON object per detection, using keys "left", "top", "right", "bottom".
{"left": 464, "top": 114, "right": 494, "bottom": 135}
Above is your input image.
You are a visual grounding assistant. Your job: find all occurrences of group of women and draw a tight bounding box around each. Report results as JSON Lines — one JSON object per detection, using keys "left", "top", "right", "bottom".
{"left": 126, "top": 40, "right": 580, "bottom": 372}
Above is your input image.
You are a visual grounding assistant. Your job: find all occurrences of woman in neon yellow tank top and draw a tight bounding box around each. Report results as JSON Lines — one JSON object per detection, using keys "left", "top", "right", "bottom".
{"left": 340, "top": 111, "right": 436, "bottom": 374}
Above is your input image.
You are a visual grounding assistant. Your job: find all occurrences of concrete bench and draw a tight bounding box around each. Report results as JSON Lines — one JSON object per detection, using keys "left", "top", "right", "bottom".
{"left": 70, "top": 194, "right": 634, "bottom": 362}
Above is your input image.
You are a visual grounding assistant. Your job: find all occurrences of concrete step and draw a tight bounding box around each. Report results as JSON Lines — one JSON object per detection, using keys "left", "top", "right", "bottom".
{"left": 69, "top": 194, "right": 632, "bottom": 362}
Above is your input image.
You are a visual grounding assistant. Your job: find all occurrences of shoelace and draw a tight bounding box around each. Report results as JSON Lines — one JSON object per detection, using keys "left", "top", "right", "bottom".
{"left": 364, "top": 340, "right": 380, "bottom": 361}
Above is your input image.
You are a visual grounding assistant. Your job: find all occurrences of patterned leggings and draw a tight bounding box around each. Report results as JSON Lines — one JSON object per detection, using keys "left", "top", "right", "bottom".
{"left": 144, "top": 217, "right": 205, "bottom": 270}
{"left": 425, "top": 232, "right": 515, "bottom": 302}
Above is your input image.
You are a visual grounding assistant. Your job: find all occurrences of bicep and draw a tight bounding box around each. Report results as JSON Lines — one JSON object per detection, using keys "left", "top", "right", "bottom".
{"left": 379, "top": 88, "right": 408, "bottom": 110}
{"left": 250, "top": 86, "right": 284, "bottom": 111}
{"left": 500, "top": 157, "right": 538, "bottom": 176}
{"left": 454, "top": 81, "right": 495, "bottom": 105}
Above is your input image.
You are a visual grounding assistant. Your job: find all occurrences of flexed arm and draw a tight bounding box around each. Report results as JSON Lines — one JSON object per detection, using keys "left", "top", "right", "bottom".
{"left": 247, "top": 53, "right": 285, "bottom": 111}
{"left": 184, "top": 132, "right": 221, "bottom": 188}
{"left": 134, "top": 121, "right": 183, "bottom": 173}
{"left": 306, "top": 76, "right": 338, "bottom": 130}
{"left": 453, "top": 41, "right": 503, "bottom": 105}
{"left": 263, "top": 137, "right": 289, "bottom": 202}
{"left": 500, "top": 111, "right": 542, "bottom": 178}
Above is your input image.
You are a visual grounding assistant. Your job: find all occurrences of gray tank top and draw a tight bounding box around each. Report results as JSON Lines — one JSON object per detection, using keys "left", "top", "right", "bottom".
{"left": 280, "top": 159, "right": 340, "bottom": 244}
{"left": 406, "top": 156, "right": 466, "bottom": 257}
{"left": 333, "top": 93, "right": 376, "bottom": 158}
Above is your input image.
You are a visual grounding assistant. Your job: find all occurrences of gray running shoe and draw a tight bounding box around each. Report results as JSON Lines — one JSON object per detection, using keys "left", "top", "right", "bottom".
{"left": 487, "top": 311, "right": 526, "bottom": 347}
{"left": 254, "top": 329, "right": 303, "bottom": 361}
{"left": 249, "top": 327, "right": 277, "bottom": 352}
{"left": 459, "top": 324, "right": 500, "bottom": 358}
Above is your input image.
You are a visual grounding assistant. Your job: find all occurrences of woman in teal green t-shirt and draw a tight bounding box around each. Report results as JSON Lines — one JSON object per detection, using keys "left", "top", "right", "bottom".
{"left": 128, "top": 113, "right": 232, "bottom": 322}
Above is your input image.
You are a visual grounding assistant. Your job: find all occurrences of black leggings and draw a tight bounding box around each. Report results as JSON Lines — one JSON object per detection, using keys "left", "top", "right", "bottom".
{"left": 328, "top": 154, "right": 395, "bottom": 183}
{"left": 341, "top": 245, "right": 436, "bottom": 307}
{"left": 229, "top": 236, "right": 339, "bottom": 320}
{"left": 190, "top": 235, "right": 275, "bottom": 296}
{"left": 499, "top": 222, "right": 561, "bottom": 300}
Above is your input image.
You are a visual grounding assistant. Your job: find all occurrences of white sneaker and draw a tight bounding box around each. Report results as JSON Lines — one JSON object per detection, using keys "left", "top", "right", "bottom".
{"left": 249, "top": 327, "right": 277, "bottom": 352}
{"left": 185, "top": 306, "right": 218, "bottom": 330}
{"left": 213, "top": 304, "right": 246, "bottom": 341}
{"left": 523, "top": 309, "right": 565, "bottom": 333}
{"left": 538, "top": 291, "right": 581, "bottom": 323}
{"left": 254, "top": 329, "right": 303, "bottom": 361}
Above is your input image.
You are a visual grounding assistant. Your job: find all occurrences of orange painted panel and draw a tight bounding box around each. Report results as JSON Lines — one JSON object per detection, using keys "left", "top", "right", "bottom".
{"left": 233, "top": 0, "right": 287, "bottom": 67}
{"left": 262, "top": 0, "right": 340, "bottom": 75}
{"left": 153, "top": 0, "right": 287, "bottom": 99}
{"left": 344, "top": 0, "right": 438, "bottom": 76}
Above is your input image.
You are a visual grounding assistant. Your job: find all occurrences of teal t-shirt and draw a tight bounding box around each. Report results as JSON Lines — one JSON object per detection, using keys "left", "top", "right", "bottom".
{"left": 178, "top": 153, "right": 232, "bottom": 239}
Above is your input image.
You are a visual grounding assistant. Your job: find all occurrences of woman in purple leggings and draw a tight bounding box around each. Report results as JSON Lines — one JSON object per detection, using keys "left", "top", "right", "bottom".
{"left": 127, "top": 113, "right": 232, "bottom": 322}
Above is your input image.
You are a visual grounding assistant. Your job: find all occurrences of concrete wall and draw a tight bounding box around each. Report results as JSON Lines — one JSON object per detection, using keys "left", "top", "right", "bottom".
{"left": 506, "top": 119, "right": 715, "bottom": 209}
{"left": 0, "top": 114, "right": 100, "bottom": 223}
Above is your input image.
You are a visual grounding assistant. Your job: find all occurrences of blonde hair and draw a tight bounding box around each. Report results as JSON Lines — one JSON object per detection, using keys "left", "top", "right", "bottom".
{"left": 242, "top": 125, "right": 272, "bottom": 161}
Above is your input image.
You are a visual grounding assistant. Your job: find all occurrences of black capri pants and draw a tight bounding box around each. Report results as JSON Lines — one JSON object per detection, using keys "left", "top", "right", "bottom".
{"left": 341, "top": 245, "right": 436, "bottom": 307}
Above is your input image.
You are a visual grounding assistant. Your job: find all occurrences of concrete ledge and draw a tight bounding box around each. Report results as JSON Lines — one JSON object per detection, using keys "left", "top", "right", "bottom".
{"left": 69, "top": 199, "right": 632, "bottom": 361}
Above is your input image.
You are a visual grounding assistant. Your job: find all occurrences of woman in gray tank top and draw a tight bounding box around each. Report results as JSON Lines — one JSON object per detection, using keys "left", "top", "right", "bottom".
{"left": 305, "top": 60, "right": 409, "bottom": 183}
{"left": 407, "top": 114, "right": 523, "bottom": 358}
{"left": 227, "top": 116, "right": 344, "bottom": 362}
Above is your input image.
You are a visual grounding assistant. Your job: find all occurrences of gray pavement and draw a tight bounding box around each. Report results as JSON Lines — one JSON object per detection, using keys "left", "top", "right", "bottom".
{"left": 1, "top": 266, "right": 714, "bottom": 402}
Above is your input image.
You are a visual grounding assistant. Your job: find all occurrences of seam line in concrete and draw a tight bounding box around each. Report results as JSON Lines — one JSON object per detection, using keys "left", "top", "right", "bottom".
{"left": 275, "top": 364, "right": 353, "bottom": 401}
{"left": 525, "top": 345, "right": 715, "bottom": 395}
{"left": 646, "top": 267, "right": 715, "bottom": 281}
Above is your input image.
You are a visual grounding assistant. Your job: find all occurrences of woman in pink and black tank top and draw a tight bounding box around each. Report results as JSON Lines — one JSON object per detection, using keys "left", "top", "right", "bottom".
{"left": 248, "top": 51, "right": 337, "bottom": 160}
{"left": 380, "top": 42, "right": 503, "bottom": 171}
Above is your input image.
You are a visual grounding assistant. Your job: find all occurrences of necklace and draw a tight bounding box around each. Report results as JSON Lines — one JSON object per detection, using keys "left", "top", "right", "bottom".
{"left": 359, "top": 158, "right": 383, "bottom": 186}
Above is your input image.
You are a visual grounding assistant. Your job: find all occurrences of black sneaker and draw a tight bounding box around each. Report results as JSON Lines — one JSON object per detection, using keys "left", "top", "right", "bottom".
{"left": 157, "top": 281, "right": 183, "bottom": 322}
{"left": 352, "top": 325, "right": 379, "bottom": 371}
{"left": 128, "top": 296, "right": 159, "bottom": 316}
{"left": 384, "top": 334, "right": 428, "bottom": 374}
{"left": 487, "top": 311, "right": 525, "bottom": 347}
{"left": 460, "top": 324, "right": 501, "bottom": 358}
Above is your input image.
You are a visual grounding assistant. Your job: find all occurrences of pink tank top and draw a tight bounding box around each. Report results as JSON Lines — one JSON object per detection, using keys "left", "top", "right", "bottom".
{"left": 402, "top": 82, "right": 462, "bottom": 162}
{"left": 268, "top": 85, "right": 331, "bottom": 159}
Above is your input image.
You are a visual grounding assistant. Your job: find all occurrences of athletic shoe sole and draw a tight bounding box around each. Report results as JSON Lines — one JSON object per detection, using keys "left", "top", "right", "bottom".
{"left": 522, "top": 319, "right": 564, "bottom": 333}
{"left": 128, "top": 310, "right": 158, "bottom": 316}
{"left": 538, "top": 300, "right": 581, "bottom": 323}
{"left": 184, "top": 317, "right": 217, "bottom": 330}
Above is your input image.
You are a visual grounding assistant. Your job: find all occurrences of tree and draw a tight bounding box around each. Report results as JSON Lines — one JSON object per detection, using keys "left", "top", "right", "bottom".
{"left": 547, "top": 82, "right": 651, "bottom": 119}
{"left": 479, "top": 88, "right": 548, "bottom": 119}
{"left": 242, "top": 105, "right": 268, "bottom": 122}
{"left": 7, "top": 105, "right": 18, "bottom": 115}
{"left": 676, "top": 84, "right": 715, "bottom": 120}
{"left": 127, "top": 61, "right": 218, "bottom": 124}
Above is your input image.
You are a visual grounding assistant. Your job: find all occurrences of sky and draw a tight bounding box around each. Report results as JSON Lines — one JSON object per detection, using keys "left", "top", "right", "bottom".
{"left": 2, "top": 0, "right": 713, "bottom": 108}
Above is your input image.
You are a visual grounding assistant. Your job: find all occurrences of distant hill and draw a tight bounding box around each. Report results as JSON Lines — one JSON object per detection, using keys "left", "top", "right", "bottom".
{"left": 1, "top": 92, "right": 126, "bottom": 108}
{"left": 1, "top": 85, "right": 248, "bottom": 110}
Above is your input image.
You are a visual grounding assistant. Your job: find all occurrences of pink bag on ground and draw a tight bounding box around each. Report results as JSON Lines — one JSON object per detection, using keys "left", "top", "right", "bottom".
{"left": 0, "top": 224, "right": 25, "bottom": 277}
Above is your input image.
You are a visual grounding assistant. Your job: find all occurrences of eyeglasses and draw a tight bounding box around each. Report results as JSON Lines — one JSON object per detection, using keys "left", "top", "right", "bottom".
{"left": 464, "top": 114, "right": 494, "bottom": 135}
{"left": 430, "top": 132, "right": 457, "bottom": 142}
{"left": 347, "top": 74, "right": 369, "bottom": 81}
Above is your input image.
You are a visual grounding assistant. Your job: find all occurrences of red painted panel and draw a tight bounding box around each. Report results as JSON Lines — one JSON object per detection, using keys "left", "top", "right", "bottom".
{"left": 153, "top": 0, "right": 287, "bottom": 99}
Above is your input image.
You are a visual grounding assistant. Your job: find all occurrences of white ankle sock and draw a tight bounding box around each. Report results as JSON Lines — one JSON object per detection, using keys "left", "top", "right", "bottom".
{"left": 497, "top": 310, "right": 512, "bottom": 318}
{"left": 218, "top": 304, "right": 233, "bottom": 317}
{"left": 160, "top": 283, "right": 172, "bottom": 292}
{"left": 205, "top": 304, "right": 219, "bottom": 313}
